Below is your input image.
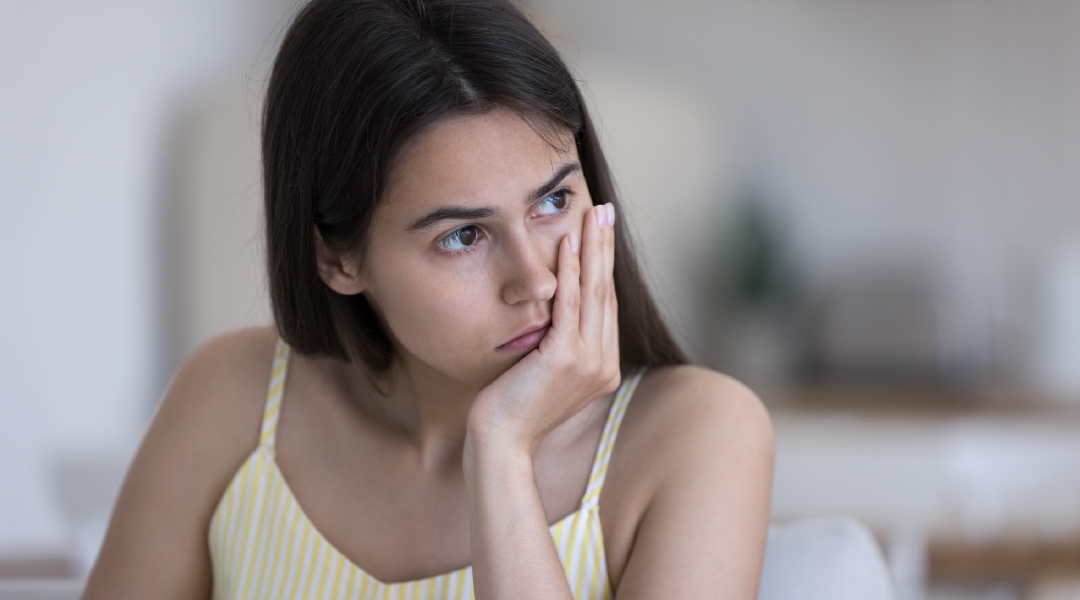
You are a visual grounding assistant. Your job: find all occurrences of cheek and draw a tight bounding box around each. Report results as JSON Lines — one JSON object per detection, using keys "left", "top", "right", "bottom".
{"left": 568, "top": 204, "right": 589, "bottom": 238}
{"left": 389, "top": 276, "right": 485, "bottom": 346}
{"left": 537, "top": 200, "right": 590, "bottom": 252}
{"left": 370, "top": 258, "right": 499, "bottom": 374}
{"left": 554, "top": 201, "right": 591, "bottom": 257}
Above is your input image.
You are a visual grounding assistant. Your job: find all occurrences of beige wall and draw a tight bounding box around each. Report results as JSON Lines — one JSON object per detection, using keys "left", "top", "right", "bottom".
{"left": 169, "top": 84, "right": 272, "bottom": 365}
{"left": 164, "top": 0, "right": 1080, "bottom": 384}
{"left": 529, "top": 0, "right": 1080, "bottom": 385}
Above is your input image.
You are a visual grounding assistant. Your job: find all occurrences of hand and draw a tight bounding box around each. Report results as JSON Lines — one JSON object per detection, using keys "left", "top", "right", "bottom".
{"left": 467, "top": 203, "right": 621, "bottom": 454}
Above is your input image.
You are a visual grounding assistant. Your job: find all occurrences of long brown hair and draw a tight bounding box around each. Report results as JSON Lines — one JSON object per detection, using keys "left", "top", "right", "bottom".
{"left": 263, "top": 0, "right": 686, "bottom": 372}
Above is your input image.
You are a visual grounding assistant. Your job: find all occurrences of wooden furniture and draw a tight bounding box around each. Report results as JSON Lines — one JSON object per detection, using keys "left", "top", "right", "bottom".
{"left": 762, "top": 384, "right": 1080, "bottom": 589}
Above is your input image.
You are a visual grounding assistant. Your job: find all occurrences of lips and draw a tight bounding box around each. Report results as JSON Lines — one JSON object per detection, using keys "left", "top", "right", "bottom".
{"left": 498, "top": 321, "right": 551, "bottom": 352}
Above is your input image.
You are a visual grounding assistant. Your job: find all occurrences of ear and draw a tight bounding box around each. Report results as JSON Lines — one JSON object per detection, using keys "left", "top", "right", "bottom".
{"left": 314, "top": 228, "right": 365, "bottom": 295}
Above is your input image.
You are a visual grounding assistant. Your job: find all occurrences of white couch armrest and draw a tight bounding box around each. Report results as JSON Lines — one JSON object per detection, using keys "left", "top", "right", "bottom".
{"left": 758, "top": 517, "right": 895, "bottom": 600}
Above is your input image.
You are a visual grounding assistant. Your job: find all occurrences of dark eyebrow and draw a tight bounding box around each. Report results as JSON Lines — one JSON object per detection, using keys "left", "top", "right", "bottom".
{"left": 406, "top": 206, "right": 497, "bottom": 232}
{"left": 530, "top": 162, "right": 581, "bottom": 203}
{"left": 405, "top": 162, "right": 580, "bottom": 233}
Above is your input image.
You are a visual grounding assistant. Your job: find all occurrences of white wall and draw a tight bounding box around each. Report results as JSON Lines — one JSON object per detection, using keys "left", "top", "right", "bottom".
{"left": 169, "top": 85, "right": 273, "bottom": 367}
{"left": 530, "top": 0, "right": 1080, "bottom": 380}
{"left": 0, "top": 0, "right": 288, "bottom": 562}
{"left": 3, "top": 0, "right": 1079, "bottom": 571}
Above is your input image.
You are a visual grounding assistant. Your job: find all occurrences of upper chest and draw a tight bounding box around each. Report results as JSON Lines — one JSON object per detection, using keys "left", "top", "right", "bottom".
{"left": 269, "top": 359, "right": 638, "bottom": 584}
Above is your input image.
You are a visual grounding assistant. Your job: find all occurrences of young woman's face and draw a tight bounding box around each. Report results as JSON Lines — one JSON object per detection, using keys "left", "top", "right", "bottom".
{"left": 358, "top": 109, "right": 593, "bottom": 388}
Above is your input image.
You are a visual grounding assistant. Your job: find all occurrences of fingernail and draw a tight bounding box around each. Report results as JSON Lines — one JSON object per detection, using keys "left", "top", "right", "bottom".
{"left": 596, "top": 206, "right": 605, "bottom": 229}
{"left": 607, "top": 204, "right": 615, "bottom": 226}
{"left": 569, "top": 232, "right": 579, "bottom": 254}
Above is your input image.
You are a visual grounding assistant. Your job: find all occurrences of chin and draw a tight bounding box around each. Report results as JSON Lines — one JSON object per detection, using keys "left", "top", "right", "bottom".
{"left": 458, "top": 356, "right": 519, "bottom": 390}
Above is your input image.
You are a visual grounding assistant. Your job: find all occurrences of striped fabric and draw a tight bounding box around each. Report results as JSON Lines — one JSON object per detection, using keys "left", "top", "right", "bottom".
{"left": 209, "top": 339, "right": 646, "bottom": 600}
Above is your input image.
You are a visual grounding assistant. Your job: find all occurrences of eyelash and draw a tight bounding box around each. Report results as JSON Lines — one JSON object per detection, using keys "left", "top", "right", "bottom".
{"left": 536, "top": 188, "right": 574, "bottom": 217}
{"left": 438, "top": 225, "right": 483, "bottom": 256}
{"left": 436, "top": 188, "right": 576, "bottom": 256}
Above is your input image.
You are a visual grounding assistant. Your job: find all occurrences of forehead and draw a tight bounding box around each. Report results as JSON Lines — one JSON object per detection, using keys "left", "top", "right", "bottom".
{"left": 381, "top": 109, "right": 578, "bottom": 216}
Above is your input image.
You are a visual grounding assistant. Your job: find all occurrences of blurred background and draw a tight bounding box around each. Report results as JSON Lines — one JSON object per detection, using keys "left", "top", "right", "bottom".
{"left": 1, "top": 0, "right": 1079, "bottom": 598}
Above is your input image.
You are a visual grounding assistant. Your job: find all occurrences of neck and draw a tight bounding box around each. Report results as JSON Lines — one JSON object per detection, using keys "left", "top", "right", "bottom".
{"left": 344, "top": 349, "right": 484, "bottom": 471}
{"left": 322, "top": 347, "right": 614, "bottom": 475}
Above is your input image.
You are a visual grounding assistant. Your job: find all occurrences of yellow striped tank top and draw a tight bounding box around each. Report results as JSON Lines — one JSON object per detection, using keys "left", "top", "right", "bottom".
{"left": 209, "top": 339, "right": 646, "bottom": 600}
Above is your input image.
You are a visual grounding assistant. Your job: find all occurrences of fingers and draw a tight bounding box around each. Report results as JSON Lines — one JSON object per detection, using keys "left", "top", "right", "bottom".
{"left": 552, "top": 203, "right": 618, "bottom": 396}
{"left": 607, "top": 204, "right": 616, "bottom": 278}
{"left": 602, "top": 204, "right": 619, "bottom": 353}
{"left": 550, "top": 231, "right": 581, "bottom": 341}
{"left": 579, "top": 203, "right": 613, "bottom": 341}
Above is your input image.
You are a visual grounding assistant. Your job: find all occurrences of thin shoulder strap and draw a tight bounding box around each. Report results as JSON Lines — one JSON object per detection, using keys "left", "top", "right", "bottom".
{"left": 258, "top": 338, "right": 292, "bottom": 453}
{"left": 580, "top": 367, "right": 648, "bottom": 509}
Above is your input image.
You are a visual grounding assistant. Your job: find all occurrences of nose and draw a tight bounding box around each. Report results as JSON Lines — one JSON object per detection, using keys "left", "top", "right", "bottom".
{"left": 499, "top": 231, "right": 558, "bottom": 306}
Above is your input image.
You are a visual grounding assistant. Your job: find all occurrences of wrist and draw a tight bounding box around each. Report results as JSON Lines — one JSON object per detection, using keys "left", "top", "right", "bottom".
{"left": 464, "top": 424, "right": 533, "bottom": 468}
{"left": 463, "top": 421, "right": 537, "bottom": 492}
{"left": 465, "top": 394, "right": 537, "bottom": 457}
{"left": 463, "top": 434, "right": 536, "bottom": 519}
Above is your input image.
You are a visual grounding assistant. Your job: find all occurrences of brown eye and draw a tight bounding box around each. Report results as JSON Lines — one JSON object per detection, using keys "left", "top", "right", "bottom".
{"left": 458, "top": 225, "right": 477, "bottom": 246}
{"left": 440, "top": 224, "right": 481, "bottom": 252}
{"left": 537, "top": 190, "right": 570, "bottom": 215}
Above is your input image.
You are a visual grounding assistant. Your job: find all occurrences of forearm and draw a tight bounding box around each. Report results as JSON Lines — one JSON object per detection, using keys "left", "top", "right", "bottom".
{"left": 462, "top": 208, "right": 616, "bottom": 599}
{"left": 464, "top": 432, "right": 574, "bottom": 600}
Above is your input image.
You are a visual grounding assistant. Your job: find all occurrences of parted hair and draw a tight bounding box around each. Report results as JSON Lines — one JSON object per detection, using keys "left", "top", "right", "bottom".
{"left": 263, "top": 0, "right": 687, "bottom": 372}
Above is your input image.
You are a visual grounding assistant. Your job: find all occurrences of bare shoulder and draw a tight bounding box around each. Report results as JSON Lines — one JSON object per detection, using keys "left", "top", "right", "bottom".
{"left": 622, "top": 365, "right": 773, "bottom": 460}
{"left": 160, "top": 325, "right": 280, "bottom": 455}
{"left": 602, "top": 366, "right": 774, "bottom": 595}
{"left": 83, "top": 326, "right": 278, "bottom": 599}
{"left": 139, "top": 324, "right": 281, "bottom": 506}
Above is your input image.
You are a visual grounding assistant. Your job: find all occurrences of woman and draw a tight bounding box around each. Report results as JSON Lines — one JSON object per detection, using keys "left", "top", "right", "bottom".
{"left": 83, "top": 0, "right": 774, "bottom": 598}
